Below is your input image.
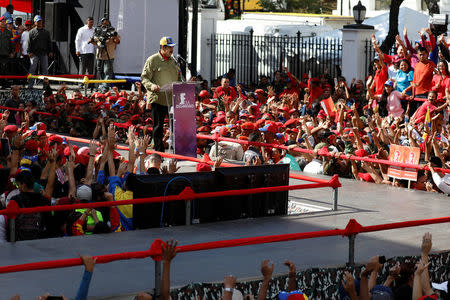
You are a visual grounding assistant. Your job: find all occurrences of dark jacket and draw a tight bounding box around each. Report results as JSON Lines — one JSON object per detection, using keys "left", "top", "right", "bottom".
{"left": 27, "top": 27, "right": 51, "bottom": 56}
{"left": 0, "top": 28, "right": 13, "bottom": 57}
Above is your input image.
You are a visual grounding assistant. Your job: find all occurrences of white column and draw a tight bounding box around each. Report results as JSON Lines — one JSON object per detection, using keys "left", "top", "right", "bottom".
{"left": 340, "top": 27, "right": 376, "bottom": 82}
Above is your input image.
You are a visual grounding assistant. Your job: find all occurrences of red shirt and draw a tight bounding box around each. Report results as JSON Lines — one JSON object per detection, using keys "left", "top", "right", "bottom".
{"left": 432, "top": 74, "right": 450, "bottom": 101}
{"left": 373, "top": 65, "right": 388, "bottom": 95}
{"left": 215, "top": 86, "right": 237, "bottom": 101}
{"left": 413, "top": 101, "right": 436, "bottom": 124}
{"left": 413, "top": 60, "right": 436, "bottom": 95}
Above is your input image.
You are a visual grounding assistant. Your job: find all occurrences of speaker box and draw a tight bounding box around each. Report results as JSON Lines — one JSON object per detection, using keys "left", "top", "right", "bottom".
{"left": 45, "top": 2, "right": 68, "bottom": 41}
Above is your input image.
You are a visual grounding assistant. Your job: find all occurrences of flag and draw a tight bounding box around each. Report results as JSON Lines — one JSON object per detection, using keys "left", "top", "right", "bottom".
{"left": 425, "top": 106, "right": 431, "bottom": 129}
{"left": 320, "top": 97, "right": 337, "bottom": 118}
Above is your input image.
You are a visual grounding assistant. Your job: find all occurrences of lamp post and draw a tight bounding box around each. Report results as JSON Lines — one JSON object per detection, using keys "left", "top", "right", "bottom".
{"left": 343, "top": 0, "right": 374, "bottom": 29}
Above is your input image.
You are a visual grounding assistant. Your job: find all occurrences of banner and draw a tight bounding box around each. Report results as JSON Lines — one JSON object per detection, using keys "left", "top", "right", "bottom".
{"left": 387, "top": 145, "right": 420, "bottom": 181}
{"left": 173, "top": 83, "right": 197, "bottom": 158}
{"left": 0, "top": 0, "right": 32, "bottom": 13}
{"left": 320, "top": 97, "right": 337, "bottom": 118}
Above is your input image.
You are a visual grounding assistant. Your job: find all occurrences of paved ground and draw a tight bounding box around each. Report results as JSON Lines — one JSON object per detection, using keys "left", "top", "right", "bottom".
{"left": 0, "top": 169, "right": 449, "bottom": 299}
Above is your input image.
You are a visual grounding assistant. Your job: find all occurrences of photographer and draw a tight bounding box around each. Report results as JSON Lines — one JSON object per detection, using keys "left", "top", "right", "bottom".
{"left": 91, "top": 17, "right": 120, "bottom": 91}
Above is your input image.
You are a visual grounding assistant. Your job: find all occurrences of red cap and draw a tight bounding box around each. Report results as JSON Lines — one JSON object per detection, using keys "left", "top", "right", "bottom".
{"left": 255, "top": 119, "right": 266, "bottom": 128}
{"left": 213, "top": 115, "right": 226, "bottom": 124}
{"left": 25, "top": 20, "right": 32, "bottom": 25}
{"left": 48, "top": 135, "right": 63, "bottom": 144}
{"left": 284, "top": 118, "right": 298, "bottom": 127}
{"left": 219, "top": 126, "right": 230, "bottom": 137}
{"left": 24, "top": 140, "right": 39, "bottom": 151}
{"left": 255, "top": 89, "right": 265, "bottom": 94}
{"left": 355, "top": 149, "right": 368, "bottom": 157}
{"left": 37, "top": 130, "right": 47, "bottom": 137}
{"left": 4, "top": 125, "right": 18, "bottom": 133}
{"left": 196, "top": 162, "right": 212, "bottom": 172}
{"left": 259, "top": 123, "right": 277, "bottom": 134}
{"left": 197, "top": 126, "right": 210, "bottom": 133}
{"left": 119, "top": 91, "right": 128, "bottom": 98}
{"left": 199, "top": 90, "right": 209, "bottom": 98}
{"left": 241, "top": 122, "right": 255, "bottom": 130}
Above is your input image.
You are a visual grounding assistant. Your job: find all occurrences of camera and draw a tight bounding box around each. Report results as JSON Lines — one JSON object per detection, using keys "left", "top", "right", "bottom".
{"left": 92, "top": 24, "right": 117, "bottom": 48}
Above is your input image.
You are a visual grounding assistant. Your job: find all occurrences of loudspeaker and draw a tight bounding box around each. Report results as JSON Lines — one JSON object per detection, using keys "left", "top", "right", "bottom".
{"left": 45, "top": 2, "right": 68, "bottom": 41}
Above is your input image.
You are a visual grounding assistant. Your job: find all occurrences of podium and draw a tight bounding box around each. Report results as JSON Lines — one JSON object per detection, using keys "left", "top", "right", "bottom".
{"left": 164, "top": 82, "right": 199, "bottom": 158}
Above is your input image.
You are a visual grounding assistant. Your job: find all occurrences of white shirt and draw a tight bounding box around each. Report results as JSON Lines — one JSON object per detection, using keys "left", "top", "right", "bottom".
{"left": 209, "top": 141, "right": 244, "bottom": 161}
{"left": 432, "top": 173, "right": 450, "bottom": 195}
{"left": 75, "top": 25, "right": 95, "bottom": 54}
{"left": 21, "top": 30, "right": 29, "bottom": 55}
{"left": 303, "top": 159, "right": 323, "bottom": 175}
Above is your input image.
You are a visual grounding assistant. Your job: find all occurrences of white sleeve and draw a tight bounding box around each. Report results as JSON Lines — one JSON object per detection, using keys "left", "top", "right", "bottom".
{"left": 75, "top": 28, "right": 82, "bottom": 53}
{"left": 432, "top": 173, "right": 450, "bottom": 195}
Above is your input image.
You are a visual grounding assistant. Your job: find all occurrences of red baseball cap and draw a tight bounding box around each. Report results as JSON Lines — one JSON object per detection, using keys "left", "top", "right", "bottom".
{"left": 259, "top": 123, "right": 277, "bottom": 134}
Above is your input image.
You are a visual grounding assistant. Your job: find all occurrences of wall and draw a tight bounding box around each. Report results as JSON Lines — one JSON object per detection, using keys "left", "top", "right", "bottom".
{"left": 110, "top": 0, "right": 179, "bottom": 75}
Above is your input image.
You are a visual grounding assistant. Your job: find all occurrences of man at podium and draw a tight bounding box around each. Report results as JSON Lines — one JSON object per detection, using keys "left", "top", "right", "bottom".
{"left": 141, "top": 36, "right": 181, "bottom": 152}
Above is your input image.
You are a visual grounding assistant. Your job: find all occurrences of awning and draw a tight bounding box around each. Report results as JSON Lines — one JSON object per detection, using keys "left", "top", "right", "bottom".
{"left": 0, "top": 0, "right": 33, "bottom": 14}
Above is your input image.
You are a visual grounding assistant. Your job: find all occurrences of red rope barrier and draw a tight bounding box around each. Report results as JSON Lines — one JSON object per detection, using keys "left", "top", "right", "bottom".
{"left": 0, "top": 177, "right": 339, "bottom": 218}
{"left": 2, "top": 214, "right": 450, "bottom": 274}
{"left": 0, "top": 74, "right": 95, "bottom": 79}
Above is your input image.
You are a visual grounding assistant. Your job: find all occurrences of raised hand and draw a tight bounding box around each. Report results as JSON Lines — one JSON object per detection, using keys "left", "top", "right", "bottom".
{"left": 79, "top": 254, "right": 96, "bottom": 272}
{"left": 168, "top": 159, "right": 180, "bottom": 174}
{"left": 260, "top": 259, "right": 274, "bottom": 279}
{"left": 415, "top": 259, "right": 430, "bottom": 275}
{"left": 341, "top": 271, "right": 356, "bottom": 295}
{"left": 284, "top": 260, "right": 296, "bottom": 275}
{"left": 421, "top": 232, "right": 432, "bottom": 255}
{"left": 161, "top": 240, "right": 178, "bottom": 263}
{"left": 89, "top": 140, "right": 98, "bottom": 156}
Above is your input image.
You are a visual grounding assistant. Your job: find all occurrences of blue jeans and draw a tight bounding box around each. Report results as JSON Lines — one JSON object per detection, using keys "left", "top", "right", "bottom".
{"left": 28, "top": 54, "right": 48, "bottom": 88}
{"left": 97, "top": 59, "right": 114, "bottom": 89}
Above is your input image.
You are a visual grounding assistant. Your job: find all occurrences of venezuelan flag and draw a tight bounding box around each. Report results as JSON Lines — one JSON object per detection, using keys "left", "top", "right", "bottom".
{"left": 425, "top": 106, "right": 431, "bottom": 129}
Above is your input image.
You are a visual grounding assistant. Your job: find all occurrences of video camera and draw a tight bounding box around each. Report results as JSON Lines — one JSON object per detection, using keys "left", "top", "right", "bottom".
{"left": 92, "top": 24, "right": 117, "bottom": 48}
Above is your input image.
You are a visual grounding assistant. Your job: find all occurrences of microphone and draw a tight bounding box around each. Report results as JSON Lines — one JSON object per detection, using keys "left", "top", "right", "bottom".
{"left": 176, "top": 54, "right": 186, "bottom": 64}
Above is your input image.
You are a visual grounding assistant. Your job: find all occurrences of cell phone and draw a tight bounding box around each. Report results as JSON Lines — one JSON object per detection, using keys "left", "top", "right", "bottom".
{"left": 0, "top": 138, "right": 10, "bottom": 157}
{"left": 46, "top": 297, "right": 64, "bottom": 300}
{"left": 379, "top": 255, "right": 386, "bottom": 264}
{"left": 334, "top": 78, "right": 338, "bottom": 86}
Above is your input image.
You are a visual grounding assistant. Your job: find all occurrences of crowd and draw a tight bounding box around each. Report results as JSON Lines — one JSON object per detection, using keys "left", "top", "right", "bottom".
{"left": 0, "top": 22, "right": 448, "bottom": 241}
{"left": 8, "top": 233, "right": 450, "bottom": 300}
{"left": 0, "top": 5, "right": 120, "bottom": 90}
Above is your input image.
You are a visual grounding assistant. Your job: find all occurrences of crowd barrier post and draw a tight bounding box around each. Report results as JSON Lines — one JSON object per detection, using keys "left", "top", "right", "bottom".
{"left": 333, "top": 188, "right": 339, "bottom": 211}
{"left": 154, "top": 260, "right": 162, "bottom": 297}
{"left": 214, "top": 132, "right": 219, "bottom": 158}
{"left": 9, "top": 219, "right": 15, "bottom": 243}
{"left": 347, "top": 234, "right": 356, "bottom": 266}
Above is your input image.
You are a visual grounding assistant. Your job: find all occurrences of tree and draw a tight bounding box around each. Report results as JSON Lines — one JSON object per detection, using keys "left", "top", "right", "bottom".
{"left": 423, "top": 0, "right": 440, "bottom": 14}
{"left": 379, "top": 0, "right": 403, "bottom": 53}
{"left": 257, "top": 0, "right": 335, "bottom": 14}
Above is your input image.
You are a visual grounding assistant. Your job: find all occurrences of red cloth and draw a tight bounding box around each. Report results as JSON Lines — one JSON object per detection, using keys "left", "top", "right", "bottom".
{"left": 413, "top": 60, "right": 436, "bottom": 95}
{"left": 373, "top": 65, "right": 388, "bottom": 95}
{"left": 0, "top": 0, "right": 32, "bottom": 13}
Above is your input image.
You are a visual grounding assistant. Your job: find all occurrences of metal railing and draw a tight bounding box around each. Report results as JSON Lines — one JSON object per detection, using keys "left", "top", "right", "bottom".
{"left": 211, "top": 30, "right": 342, "bottom": 84}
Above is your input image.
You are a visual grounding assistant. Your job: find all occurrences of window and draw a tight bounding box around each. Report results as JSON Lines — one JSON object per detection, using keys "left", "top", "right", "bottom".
{"left": 375, "top": 0, "right": 390, "bottom": 10}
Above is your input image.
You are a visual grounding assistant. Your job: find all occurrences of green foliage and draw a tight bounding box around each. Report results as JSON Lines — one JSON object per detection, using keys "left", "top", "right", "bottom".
{"left": 257, "top": 0, "right": 336, "bottom": 14}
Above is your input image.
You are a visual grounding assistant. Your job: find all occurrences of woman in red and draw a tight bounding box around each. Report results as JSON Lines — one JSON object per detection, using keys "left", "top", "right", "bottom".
{"left": 432, "top": 60, "right": 450, "bottom": 103}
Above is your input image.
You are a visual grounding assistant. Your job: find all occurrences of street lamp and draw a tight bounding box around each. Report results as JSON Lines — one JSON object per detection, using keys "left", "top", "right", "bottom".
{"left": 343, "top": 0, "right": 373, "bottom": 29}
{"left": 353, "top": 1, "right": 366, "bottom": 24}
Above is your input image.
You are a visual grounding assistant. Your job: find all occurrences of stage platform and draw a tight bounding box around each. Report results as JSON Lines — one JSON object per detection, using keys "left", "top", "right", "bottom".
{"left": 0, "top": 171, "right": 449, "bottom": 299}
